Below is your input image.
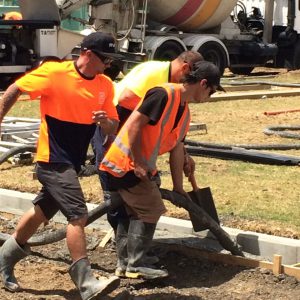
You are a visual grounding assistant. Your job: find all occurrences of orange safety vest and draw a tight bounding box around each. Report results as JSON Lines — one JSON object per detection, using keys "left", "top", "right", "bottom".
{"left": 101, "top": 83, "right": 190, "bottom": 177}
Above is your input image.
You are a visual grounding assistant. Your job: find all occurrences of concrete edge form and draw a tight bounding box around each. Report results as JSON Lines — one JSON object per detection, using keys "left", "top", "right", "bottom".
{"left": 0, "top": 188, "right": 299, "bottom": 265}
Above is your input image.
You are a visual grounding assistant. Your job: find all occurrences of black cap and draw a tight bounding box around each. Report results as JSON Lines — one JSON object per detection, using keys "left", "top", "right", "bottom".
{"left": 190, "top": 61, "right": 225, "bottom": 92}
{"left": 81, "top": 32, "right": 123, "bottom": 60}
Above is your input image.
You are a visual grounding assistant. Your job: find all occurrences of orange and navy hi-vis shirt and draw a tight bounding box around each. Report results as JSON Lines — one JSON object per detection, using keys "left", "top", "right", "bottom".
{"left": 16, "top": 61, "right": 119, "bottom": 172}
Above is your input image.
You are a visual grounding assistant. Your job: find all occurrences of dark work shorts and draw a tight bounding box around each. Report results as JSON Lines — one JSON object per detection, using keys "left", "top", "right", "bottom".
{"left": 32, "top": 162, "right": 88, "bottom": 222}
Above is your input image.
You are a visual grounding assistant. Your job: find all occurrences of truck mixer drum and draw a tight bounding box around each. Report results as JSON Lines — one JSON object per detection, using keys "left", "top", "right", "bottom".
{"left": 147, "top": 0, "right": 239, "bottom": 31}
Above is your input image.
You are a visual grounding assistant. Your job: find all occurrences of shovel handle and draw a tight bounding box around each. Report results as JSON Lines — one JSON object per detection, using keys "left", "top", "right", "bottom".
{"left": 189, "top": 173, "right": 199, "bottom": 191}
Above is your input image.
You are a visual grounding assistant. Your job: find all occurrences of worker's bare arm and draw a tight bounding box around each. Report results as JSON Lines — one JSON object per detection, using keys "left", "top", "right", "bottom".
{"left": 118, "top": 88, "right": 141, "bottom": 106}
{"left": 170, "top": 142, "right": 191, "bottom": 199}
{"left": 102, "top": 118, "right": 119, "bottom": 135}
{"left": 126, "top": 110, "right": 150, "bottom": 180}
{"left": 169, "top": 142, "right": 185, "bottom": 191}
{"left": 92, "top": 110, "right": 119, "bottom": 134}
{"left": 183, "top": 148, "right": 196, "bottom": 178}
{"left": 0, "top": 83, "right": 22, "bottom": 132}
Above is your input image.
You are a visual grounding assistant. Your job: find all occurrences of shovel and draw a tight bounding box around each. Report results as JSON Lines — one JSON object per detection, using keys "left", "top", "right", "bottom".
{"left": 188, "top": 173, "right": 220, "bottom": 231}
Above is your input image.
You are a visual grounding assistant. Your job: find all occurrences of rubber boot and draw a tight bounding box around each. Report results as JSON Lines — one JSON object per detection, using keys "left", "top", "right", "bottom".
{"left": 114, "top": 218, "right": 160, "bottom": 277}
{"left": 0, "top": 237, "right": 30, "bottom": 292}
{"left": 69, "top": 257, "right": 120, "bottom": 300}
{"left": 144, "top": 252, "right": 159, "bottom": 265}
{"left": 125, "top": 220, "right": 168, "bottom": 280}
{"left": 115, "top": 218, "right": 129, "bottom": 277}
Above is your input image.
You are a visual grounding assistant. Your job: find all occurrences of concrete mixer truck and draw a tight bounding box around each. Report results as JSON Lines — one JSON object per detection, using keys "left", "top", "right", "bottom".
{"left": 0, "top": 0, "right": 300, "bottom": 87}
{"left": 90, "top": 0, "right": 299, "bottom": 76}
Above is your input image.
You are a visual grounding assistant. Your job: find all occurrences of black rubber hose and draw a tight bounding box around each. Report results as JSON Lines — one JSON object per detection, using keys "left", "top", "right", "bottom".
{"left": 0, "top": 196, "right": 123, "bottom": 246}
{"left": 263, "top": 125, "right": 300, "bottom": 139}
{"left": 185, "top": 139, "right": 300, "bottom": 150}
{"left": 160, "top": 189, "right": 244, "bottom": 256}
{"left": 0, "top": 190, "right": 243, "bottom": 256}
{"left": 0, "top": 145, "right": 36, "bottom": 165}
{"left": 185, "top": 145, "right": 300, "bottom": 165}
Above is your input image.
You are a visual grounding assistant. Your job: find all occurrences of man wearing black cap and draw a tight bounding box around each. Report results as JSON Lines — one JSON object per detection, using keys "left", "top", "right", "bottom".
{"left": 0, "top": 32, "right": 121, "bottom": 300}
{"left": 81, "top": 31, "right": 124, "bottom": 63}
{"left": 100, "top": 60, "right": 223, "bottom": 280}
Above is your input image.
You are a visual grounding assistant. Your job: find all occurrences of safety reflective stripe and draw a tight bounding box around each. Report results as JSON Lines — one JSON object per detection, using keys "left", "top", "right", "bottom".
{"left": 148, "top": 85, "right": 176, "bottom": 168}
{"left": 113, "top": 135, "right": 131, "bottom": 156}
{"left": 100, "top": 122, "right": 132, "bottom": 175}
{"left": 102, "top": 84, "right": 180, "bottom": 175}
{"left": 101, "top": 157, "right": 127, "bottom": 176}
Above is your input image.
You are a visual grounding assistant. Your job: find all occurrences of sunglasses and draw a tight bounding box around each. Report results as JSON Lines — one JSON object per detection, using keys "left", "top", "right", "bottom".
{"left": 92, "top": 51, "right": 113, "bottom": 65}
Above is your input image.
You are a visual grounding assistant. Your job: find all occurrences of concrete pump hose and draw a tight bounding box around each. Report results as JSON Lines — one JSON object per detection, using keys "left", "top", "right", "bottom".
{"left": 0, "top": 145, "right": 36, "bottom": 165}
{"left": 0, "top": 194, "right": 123, "bottom": 246}
{"left": 160, "top": 189, "right": 244, "bottom": 256}
{"left": 0, "top": 189, "right": 243, "bottom": 256}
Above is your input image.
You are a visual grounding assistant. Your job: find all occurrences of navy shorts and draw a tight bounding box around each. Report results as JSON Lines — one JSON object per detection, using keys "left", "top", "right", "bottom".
{"left": 33, "top": 162, "right": 88, "bottom": 222}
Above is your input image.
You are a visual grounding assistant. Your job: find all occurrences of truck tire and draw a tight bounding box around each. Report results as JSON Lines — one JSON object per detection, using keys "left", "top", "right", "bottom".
{"left": 229, "top": 55, "right": 254, "bottom": 75}
{"left": 229, "top": 66, "right": 254, "bottom": 75}
{"left": 152, "top": 40, "right": 186, "bottom": 61}
{"left": 197, "top": 41, "right": 227, "bottom": 75}
{"left": 292, "top": 40, "right": 300, "bottom": 70}
{"left": 0, "top": 75, "right": 18, "bottom": 90}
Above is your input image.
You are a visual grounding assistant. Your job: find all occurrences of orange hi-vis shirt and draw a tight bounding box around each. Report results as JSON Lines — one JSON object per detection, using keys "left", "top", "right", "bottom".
{"left": 16, "top": 60, "right": 119, "bottom": 172}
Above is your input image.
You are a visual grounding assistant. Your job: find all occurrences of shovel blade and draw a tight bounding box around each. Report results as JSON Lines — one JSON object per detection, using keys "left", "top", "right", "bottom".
{"left": 188, "top": 187, "right": 220, "bottom": 232}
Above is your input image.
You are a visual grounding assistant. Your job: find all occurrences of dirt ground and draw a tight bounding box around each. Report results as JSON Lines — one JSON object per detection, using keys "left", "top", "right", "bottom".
{"left": 0, "top": 214, "right": 300, "bottom": 300}
{"left": 1, "top": 67, "right": 300, "bottom": 299}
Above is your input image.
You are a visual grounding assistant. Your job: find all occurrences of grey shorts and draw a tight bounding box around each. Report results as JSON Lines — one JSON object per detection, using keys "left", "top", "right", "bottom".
{"left": 33, "top": 162, "right": 88, "bottom": 222}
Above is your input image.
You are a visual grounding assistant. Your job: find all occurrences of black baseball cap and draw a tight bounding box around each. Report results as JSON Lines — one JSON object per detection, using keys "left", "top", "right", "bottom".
{"left": 191, "top": 61, "right": 225, "bottom": 92}
{"left": 81, "top": 32, "right": 124, "bottom": 60}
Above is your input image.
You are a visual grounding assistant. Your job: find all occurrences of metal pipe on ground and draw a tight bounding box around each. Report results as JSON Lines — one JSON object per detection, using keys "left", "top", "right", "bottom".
{"left": 185, "top": 144, "right": 300, "bottom": 165}
{"left": 185, "top": 139, "right": 300, "bottom": 151}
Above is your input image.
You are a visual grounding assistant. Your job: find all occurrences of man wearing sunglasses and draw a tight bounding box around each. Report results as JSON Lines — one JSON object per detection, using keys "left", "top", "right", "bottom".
{"left": 0, "top": 32, "right": 122, "bottom": 300}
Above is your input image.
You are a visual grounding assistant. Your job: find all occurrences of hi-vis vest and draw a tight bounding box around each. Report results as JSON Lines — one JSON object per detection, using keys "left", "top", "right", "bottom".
{"left": 114, "top": 61, "right": 170, "bottom": 108}
{"left": 101, "top": 83, "right": 190, "bottom": 177}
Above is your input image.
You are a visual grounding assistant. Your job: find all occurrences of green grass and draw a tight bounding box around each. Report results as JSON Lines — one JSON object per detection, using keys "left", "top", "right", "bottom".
{"left": 8, "top": 99, "right": 40, "bottom": 118}
{"left": 157, "top": 83, "right": 300, "bottom": 233}
{"left": 157, "top": 154, "right": 300, "bottom": 228}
